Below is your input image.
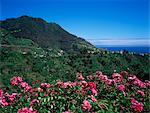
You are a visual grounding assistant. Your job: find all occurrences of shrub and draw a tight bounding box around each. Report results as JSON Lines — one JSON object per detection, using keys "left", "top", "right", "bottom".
{"left": 0, "top": 71, "right": 150, "bottom": 113}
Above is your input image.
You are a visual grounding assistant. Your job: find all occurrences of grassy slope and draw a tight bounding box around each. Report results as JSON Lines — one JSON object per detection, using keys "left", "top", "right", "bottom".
{"left": 0, "top": 28, "right": 149, "bottom": 87}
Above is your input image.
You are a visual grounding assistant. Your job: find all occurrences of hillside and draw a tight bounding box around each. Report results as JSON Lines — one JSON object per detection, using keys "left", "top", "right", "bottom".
{"left": 0, "top": 16, "right": 149, "bottom": 88}
{"left": 0, "top": 15, "right": 95, "bottom": 53}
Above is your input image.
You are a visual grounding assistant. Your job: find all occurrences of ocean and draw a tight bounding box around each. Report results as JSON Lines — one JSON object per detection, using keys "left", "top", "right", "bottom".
{"left": 95, "top": 46, "right": 150, "bottom": 54}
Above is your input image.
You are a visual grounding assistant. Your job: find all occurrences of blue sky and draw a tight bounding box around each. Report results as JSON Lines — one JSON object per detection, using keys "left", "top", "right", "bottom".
{"left": 0, "top": 0, "right": 149, "bottom": 46}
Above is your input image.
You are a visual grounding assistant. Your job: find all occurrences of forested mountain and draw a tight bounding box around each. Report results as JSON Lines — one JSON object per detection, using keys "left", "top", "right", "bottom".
{"left": 0, "top": 15, "right": 95, "bottom": 53}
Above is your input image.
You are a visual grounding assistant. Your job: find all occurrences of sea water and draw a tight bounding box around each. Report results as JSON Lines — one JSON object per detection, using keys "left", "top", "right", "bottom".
{"left": 96, "top": 46, "right": 150, "bottom": 54}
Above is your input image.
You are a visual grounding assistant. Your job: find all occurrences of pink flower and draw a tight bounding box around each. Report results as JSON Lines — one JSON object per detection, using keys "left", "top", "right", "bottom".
{"left": 91, "top": 96, "right": 97, "bottom": 102}
{"left": 139, "top": 82, "right": 145, "bottom": 88}
{"left": 44, "top": 93, "right": 48, "bottom": 97}
{"left": 62, "top": 111, "right": 71, "bottom": 113}
{"left": 137, "top": 90, "right": 145, "bottom": 97}
{"left": 81, "top": 81, "right": 88, "bottom": 87}
{"left": 20, "top": 82, "right": 28, "bottom": 88}
{"left": 144, "top": 80, "right": 150, "bottom": 87}
{"left": 90, "top": 88, "right": 97, "bottom": 96}
{"left": 130, "top": 98, "right": 143, "bottom": 112}
{"left": 6, "top": 93, "right": 17, "bottom": 101}
{"left": 0, "top": 99, "right": 8, "bottom": 106}
{"left": 128, "top": 76, "right": 136, "bottom": 81}
{"left": 45, "top": 83, "right": 50, "bottom": 88}
{"left": 76, "top": 73, "right": 84, "bottom": 81}
{"left": 56, "top": 80, "right": 63, "bottom": 87}
{"left": 10, "top": 76, "right": 32, "bottom": 93}
{"left": 102, "top": 75, "right": 108, "bottom": 81}
{"left": 97, "top": 74, "right": 113, "bottom": 85}
{"left": 112, "top": 73, "right": 123, "bottom": 83}
{"left": 24, "top": 85, "right": 32, "bottom": 93}
{"left": 112, "top": 73, "right": 123, "bottom": 79}
{"left": 0, "top": 90, "right": 3, "bottom": 97}
{"left": 96, "top": 71, "right": 103, "bottom": 76}
{"left": 0, "top": 92, "right": 19, "bottom": 106}
{"left": 63, "top": 82, "right": 72, "bottom": 88}
{"left": 98, "top": 75, "right": 108, "bottom": 81}
{"left": 40, "top": 83, "right": 50, "bottom": 89}
{"left": 17, "top": 107, "right": 37, "bottom": 113}
{"left": 10, "top": 76, "right": 23, "bottom": 85}
{"left": 81, "top": 100, "right": 91, "bottom": 111}
{"left": 40, "top": 83, "right": 45, "bottom": 88}
{"left": 117, "top": 84, "right": 125, "bottom": 92}
{"left": 105, "top": 79, "right": 113, "bottom": 85}
{"left": 17, "top": 77, "right": 23, "bottom": 82}
{"left": 29, "top": 99, "right": 39, "bottom": 106}
{"left": 88, "top": 82, "right": 96, "bottom": 90}
{"left": 133, "top": 79, "right": 145, "bottom": 88}
{"left": 18, "top": 108, "right": 28, "bottom": 113}
{"left": 128, "top": 75, "right": 146, "bottom": 88}
{"left": 71, "top": 82, "right": 77, "bottom": 87}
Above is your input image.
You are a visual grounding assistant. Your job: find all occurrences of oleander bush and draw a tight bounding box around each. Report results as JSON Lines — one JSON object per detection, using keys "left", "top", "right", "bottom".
{"left": 0, "top": 71, "right": 150, "bottom": 113}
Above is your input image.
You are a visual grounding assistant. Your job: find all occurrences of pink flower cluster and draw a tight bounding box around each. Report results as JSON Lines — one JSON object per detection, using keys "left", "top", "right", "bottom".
{"left": 112, "top": 73, "right": 123, "bottom": 83}
{"left": 17, "top": 107, "right": 37, "bottom": 113}
{"left": 88, "top": 82, "right": 97, "bottom": 96}
{"left": 10, "top": 76, "right": 32, "bottom": 93}
{"left": 80, "top": 81, "right": 97, "bottom": 96}
{"left": 56, "top": 80, "right": 77, "bottom": 89}
{"left": 1, "top": 72, "right": 149, "bottom": 112}
{"left": 76, "top": 72, "right": 85, "bottom": 81}
{"left": 40, "top": 83, "right": 50, "bottom": 89}
{"left": 117, "top": 84, "right": 125, "bottom": 92}
{"left": 131, "top": 98, "right": 143, "bottom": 112}
{"left": 81, "top": 100, "right": 91, "bottom": 111}
{"left": 96, "top": 71, "right": 124, "bottom": 85}
{"left": 56, "top": 80, "right": 64, "bottom": 87}
{"left": 128, "top": 74, "right": 146, "bottom": 88}
{"left": 96, "top": 71, "right": 113, "bottom": 85}
{"left": 20, "top": 82, "right": 32, "bottom": 93}
{"left": 96, "top": 71, "right": 150, "bottom": 95}
{"left": 9, "top": 77, "right": 38, "bottom": 112}
{"left": 137, "top": 90, "right": 145, "bottom": 97}
{"left": 10, "top": 76, "right": 23, "bottom": 85}
{"left": 62, "top": 81, "right": 77, "bottom": 88}
{"left": 0, "top": 89, "right": 19, "bottom": 106}
{"left": 144, "top": 80, "right": 150, "bottom": 87}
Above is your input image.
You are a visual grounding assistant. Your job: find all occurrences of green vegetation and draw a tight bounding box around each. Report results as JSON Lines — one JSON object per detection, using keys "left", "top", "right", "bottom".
{"left": 0, "top": 16, "right": 149, "bottom": 87}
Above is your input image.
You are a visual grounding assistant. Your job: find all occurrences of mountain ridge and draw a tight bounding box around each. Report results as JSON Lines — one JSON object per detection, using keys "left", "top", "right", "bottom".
{"left": 0, "top": 15, "right": 95, "bottom": 53}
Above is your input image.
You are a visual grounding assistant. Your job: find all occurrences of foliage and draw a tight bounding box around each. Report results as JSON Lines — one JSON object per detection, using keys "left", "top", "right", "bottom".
{"left": 0, "top": 71, "right": 150, "bottom": 113}
{"left": 0, "top": 18, "right": 150, "bottom": 87}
